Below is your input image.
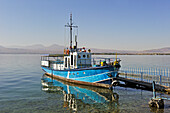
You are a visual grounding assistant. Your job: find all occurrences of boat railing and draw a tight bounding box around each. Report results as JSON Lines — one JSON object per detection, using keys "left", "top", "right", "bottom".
{"left": 41, "top": 55, "right": 64, "bottom": 69}
{"left": 50, "top": 60, "right": 64, "bottom": 64}
{"left": 41, "top": 55, "right": 64, "bottom": 61}
{"left": 41, "top": 55, "right": 120, "bottom": 69}
{"left": 91, "top": 57, "right": 120, "bottom": 66}
{"left": 76, "top": 57, "right": 120, "bottom": 68}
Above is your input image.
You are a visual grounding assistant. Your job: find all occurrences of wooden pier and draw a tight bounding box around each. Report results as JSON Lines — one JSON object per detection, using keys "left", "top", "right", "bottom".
{"left": 113, "top": 67, "right": 170, "bottom": 94}
{"left": 113, "top": 76, "right": 170, "bottom": 94}
{"left": 120, "top": 67, "right": 170, "bottom": 87}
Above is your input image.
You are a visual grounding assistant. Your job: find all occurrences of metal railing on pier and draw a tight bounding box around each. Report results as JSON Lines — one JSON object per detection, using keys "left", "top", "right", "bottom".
{"left": 120, "top": 67, "right": 170, "bottom": 87}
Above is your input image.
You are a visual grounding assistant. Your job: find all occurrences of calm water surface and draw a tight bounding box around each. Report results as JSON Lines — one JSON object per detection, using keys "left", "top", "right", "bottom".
{"left": 0, "top": 54, "right": 170, "bottom": 113}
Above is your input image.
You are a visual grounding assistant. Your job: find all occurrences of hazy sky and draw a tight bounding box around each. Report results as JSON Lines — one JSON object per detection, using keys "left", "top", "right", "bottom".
{"left": 0, "top": 0, "right": 170, "bottom": 50}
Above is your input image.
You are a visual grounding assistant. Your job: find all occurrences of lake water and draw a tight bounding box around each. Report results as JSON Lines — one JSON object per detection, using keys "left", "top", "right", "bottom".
{"left": 0, "top": 54, "right": 170, "bottom": 113}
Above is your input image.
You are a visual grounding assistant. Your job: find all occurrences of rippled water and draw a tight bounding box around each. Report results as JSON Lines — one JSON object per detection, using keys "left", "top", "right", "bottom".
{"left": 0, "top": 54, "right": 170, "bottom": 113}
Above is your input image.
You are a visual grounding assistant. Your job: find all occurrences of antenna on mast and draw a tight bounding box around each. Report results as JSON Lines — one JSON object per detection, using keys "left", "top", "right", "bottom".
{"left": 65, "top": 13, "right": 78, "bottom": 52}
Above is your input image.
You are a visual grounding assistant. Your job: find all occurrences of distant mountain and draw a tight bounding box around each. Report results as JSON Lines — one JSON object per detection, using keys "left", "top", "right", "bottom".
{"left": 22, "top": 44, "right": 45, "bottom": 49}
{"left": 0, "top": 46, "right": 29, "bottom": 54}
{"left": 142, "top": 47, "right": 170, "bottom": 53}
{"left": 90, "top": 48, "right": 137, "bottom": 53}
{"left": 8, "top": 44, "right": 45, "bottom": 49}
{"left": 0, "top": 45, "right": 5, "bottom": 49}
{"left": 0, "top": 44, "right": 64, "bottom": 54}
{"left": 0, "top": 44, "right": 170, "bottom": 54}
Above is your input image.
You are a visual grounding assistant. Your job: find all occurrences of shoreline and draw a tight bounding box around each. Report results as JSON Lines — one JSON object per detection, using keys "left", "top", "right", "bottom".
{"left": 92, "top": 53, "right": 170, "bottom": 55}
{"left": 0, "top": 53, "right": 170, "bottom": 55}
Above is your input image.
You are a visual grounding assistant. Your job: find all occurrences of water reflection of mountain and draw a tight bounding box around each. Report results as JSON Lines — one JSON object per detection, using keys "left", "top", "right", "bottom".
{"left": 41, "top": 74, "right": 119, "bottom": 112}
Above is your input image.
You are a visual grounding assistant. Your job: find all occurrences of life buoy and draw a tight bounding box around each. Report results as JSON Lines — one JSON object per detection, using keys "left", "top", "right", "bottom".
{"left": 66, "top": 49, "right": 69, "bottom": 54}
{"left": 64, "top": 49, "right": 66, "bottom": 54}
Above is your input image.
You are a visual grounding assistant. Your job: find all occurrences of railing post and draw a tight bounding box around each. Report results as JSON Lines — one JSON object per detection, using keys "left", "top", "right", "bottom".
{"left": 168, "top": 68, "right": 170, "bottom": 87}
{"left": 125, "top": 72, "right": 127, "bottom": 79}
{"left": 100, "top": 60, "right": 101, "bottom": 66}
{"left": 152, "top": 81, "right": 156, "bottom": 98}
{"left": 141, "top": 72, "right": 143, "bottom": 81}
{"left": 165, "top": 68, "right": 167, "bottom": 86}
{"left": 85, "top": 59, "right": 86, "bottom": 67}
{"left": 154, "top": 68, "right": 156, "bottom": 82}
{"left": 93, "top": 58, "right": 94, "bottom": 65}
{"left": 160, "top": 75, "right": 162, "bottom": 86}
{"left": 156, "top": 68, "right": 157, "bottom": 84}
{"left": 163, "top": 69, "right": 165, "bottom": 86}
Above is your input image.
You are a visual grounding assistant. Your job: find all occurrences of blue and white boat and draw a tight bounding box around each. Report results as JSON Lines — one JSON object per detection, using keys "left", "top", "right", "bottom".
{"left": 41, "top": 14, "right": 121, "bottom": 88}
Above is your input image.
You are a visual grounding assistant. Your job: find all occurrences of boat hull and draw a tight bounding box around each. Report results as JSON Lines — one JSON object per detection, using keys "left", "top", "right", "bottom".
{"left": 42, "top": 66, "right": 118, "bottom": 88}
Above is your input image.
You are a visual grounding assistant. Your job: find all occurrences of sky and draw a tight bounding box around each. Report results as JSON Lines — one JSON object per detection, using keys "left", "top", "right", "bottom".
{"left": 0, "top": 0, "right": 170, "bottom": 50}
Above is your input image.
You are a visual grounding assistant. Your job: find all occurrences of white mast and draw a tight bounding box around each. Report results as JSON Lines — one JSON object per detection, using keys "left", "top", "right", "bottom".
{"left": 65, "top": 14, "right": 78, "bottom": 52}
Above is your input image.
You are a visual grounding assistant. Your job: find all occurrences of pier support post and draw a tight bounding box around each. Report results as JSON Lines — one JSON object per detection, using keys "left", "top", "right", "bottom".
{"left": 148, "top": 81, "right": 164, "bottom": 109}
{"left": 153, "top": 81, "right": 156, "bottom": 98}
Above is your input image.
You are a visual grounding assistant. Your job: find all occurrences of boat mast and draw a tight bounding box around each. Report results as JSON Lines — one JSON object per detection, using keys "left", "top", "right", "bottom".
{"left": 65, "top": 14, "right": 78, "bottom": 51}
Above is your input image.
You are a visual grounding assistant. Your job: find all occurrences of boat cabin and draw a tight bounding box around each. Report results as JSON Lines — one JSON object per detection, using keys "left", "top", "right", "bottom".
{"left": 41, "top": 46, "right": 93, "bottom": 70}
{"left": 64, "top": 48, "right": 91, "bottom": 69}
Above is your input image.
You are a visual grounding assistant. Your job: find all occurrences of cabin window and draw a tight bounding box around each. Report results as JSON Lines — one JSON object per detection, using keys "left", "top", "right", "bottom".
{"left": 68, "top": 58, "right": 70, "bottom": 67}
{"left": 83, "top": 55, "right": 86, "bottom": 58}
{"left": 65, "top": 58, "right": 67, "bottom": 67}
{"left": 71, "top": 55, "right": 73, "bottom": 65}
{"left": 78, "top": 55, "right": 81, "bottom": 58}
{"left": 74, "top": 55, "right": 77, "bottom": 67}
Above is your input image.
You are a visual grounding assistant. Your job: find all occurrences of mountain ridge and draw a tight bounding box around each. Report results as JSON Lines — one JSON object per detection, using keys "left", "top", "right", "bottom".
{"left": 142, "top": 47, "right": 170, "bottom": 53}
{"left": 0, "top": 44, "right": 170, "bottom": 54}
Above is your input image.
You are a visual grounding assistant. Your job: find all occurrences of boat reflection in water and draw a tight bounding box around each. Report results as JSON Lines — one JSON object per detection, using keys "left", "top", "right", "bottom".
{"left": 41, "top": 74, "right": 119, "bottom": 112}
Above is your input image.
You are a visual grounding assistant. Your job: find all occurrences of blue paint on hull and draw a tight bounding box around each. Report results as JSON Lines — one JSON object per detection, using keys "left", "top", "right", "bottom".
{"left": 42, "top": 66, "right": 118, "bottom": 85}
